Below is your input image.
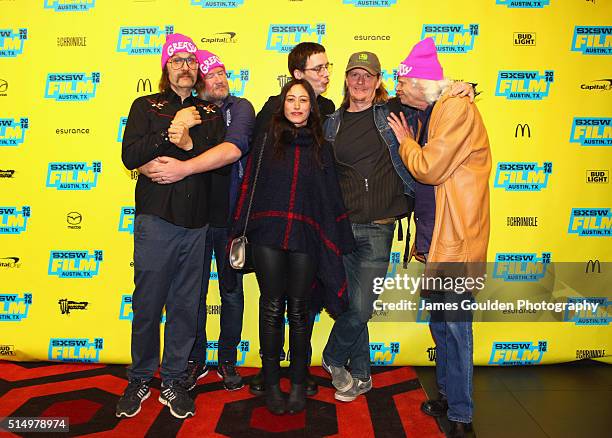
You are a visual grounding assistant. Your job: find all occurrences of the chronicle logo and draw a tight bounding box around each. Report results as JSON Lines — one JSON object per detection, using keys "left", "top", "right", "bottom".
{"left": 58, "top": 299, "right": 89, "bottom": 315}
{"left": 370, "top": 342, "right": 400, "bottom": 365}
{"left": 117, "top": 25, "right": 173, "bottom": 56}
{"left": 206, "top": 340, "right": 250, "bottom": 366}
{"left": 564, "top": 298, "right": 610, "bottom": 325}
{"left": 0, "top": 118, "right": 29, "bottom": 147}
{"left": 0, "top": 79, "right": 7, "bottom": 96}
{"left": 45, "top": 72, "right": 100, "bottom": 101}
{"left": 0, "top": 28, "right": 27, "bottom": 58}
{"left": 571, "top": 26, "right": 612, "bottom": 55}
{"left": 0, "top": 293, "right": 32, "bottom": 321}
{"left": 580, "top": 79, "right": 612, "bottom": 91}
{"left": 343, "top": 0, "right": 397, "bottom": 6}
{"left": 496, "top": 0, "right": 549, "bottom": 7}
{"left": 568, "top": 208, "right": 611, "bottom": 237}
{"left": 117, "top": 117, "right": 127, "bottom": 142}
{"left": 66, "top": 211, "right": 82, "bottom": 229}
{"left": 0, "top": 206, "right": 30, "bottom": 235}
{"left": 48, "top": 250, "right": 103, "bottom": 278}
{"left": 226, "top": 70, "right": 250, "bottom": 97}
{"left": 493, "top": 252, "right": 551, "bottom": 282}
{"left": 266, "top": 23, "right": 326, "bottom": 54}
{"left": 514, "top": 32, "right": 536, "bottom": 46}
{"left": 0, "top": 169, "right": 15, "bottom": 178}
{"left": 489, "top": 341, "right": 547, "bottom": 365}
{"left": 118, "top": 207, "right": 135, "bottom": 234}
{"left": 201, "top": 32, "right": 238, "bottom": 44}
{"left": 570, "top": 118, "right": 611, "bottom": 146}
{"left": 136, "top": 78, "right": 152, "bottom": 93}
{"left": 586, "top": 170, "right": 609, "bottom": 183}
{"left": 421, "top": 24, "right": 479, "bottom": 53}
{"left": 191, "top": 0, "right": 244, "bottom": 7}
{"left": 506, "top": 216, "right": 539, "bottom": 227}
{"left": 0, "top": 257, "right": 21, "bottom": 268}
{"left": 46, "top": 161, "right": 101, "bottom": 190}
{"left": 57, "top": 36, "right": 87, "bottom": 47}
{"left": 45, "top": 0, "right": 95, "bottom": 11}
{"left": 496, "top": 70, "right": 554, "bottom": 100}
{"left": 494, "top": 162, "right": 552, "bottom": 191}
{"left": 48, "top": 337, "right": 103, "bottom": 363}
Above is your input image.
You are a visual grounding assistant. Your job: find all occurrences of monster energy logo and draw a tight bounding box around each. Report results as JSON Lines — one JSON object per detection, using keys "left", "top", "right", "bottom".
{"left": 58, "top": 298, "right": 88, "bottom": 314}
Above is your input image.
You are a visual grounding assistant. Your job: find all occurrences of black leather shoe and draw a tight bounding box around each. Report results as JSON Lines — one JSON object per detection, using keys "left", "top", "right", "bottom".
{"left": 249, "top": 370, "right": 265, "bottom": 395}
{"left": 287, "top": 383, "right": 306, "bottom": 414}
{"left": 304, "top": 371, "right": 318, "bottom": 396}
{"left": 265, "top": 384, "right": 286, "bottom": 415}
{"left": 448, "top": 420, "right": 474, "bottom": 438}
{"left": 421, "top": 395, "right": 448, "bottom": 417}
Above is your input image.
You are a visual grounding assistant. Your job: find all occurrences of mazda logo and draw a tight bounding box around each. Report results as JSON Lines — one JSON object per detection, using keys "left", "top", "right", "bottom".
{"left": 66, "top": 211, "right": 82, "bottom": 225}
{"left": 0, "top": 79, "right": 7, "bottom": 93}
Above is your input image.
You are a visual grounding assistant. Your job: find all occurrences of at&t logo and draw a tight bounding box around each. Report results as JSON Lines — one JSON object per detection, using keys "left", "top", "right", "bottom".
{"left": 494, "top": 162, "right": 552, "bottom": 191}
{"left": 44, "top": 0, "right": 95, "bottom": 11}
{"left": 370, "top": 342, "right": 400, "bottom": 365}
{"left": 0, "top": 293, "right": 32, "bottom": 321}
{"left": 266, "top": 24, "right": 326, "bottom": 54}
{"left": 0, "top": 206, "right": 30, "bottom": 235}
{"left": 48, "top": 250, "right": 103, "bottom": 278}
{"left": 45, "top": 72, "right": 100, "bottom": 101}
{"left": 46, "top": 161, "right": 101, "bottom": 190}
{"left": 0, "top": 28, "right": 27, "bottom": 58}
{"left": 0, "top": 118, "right": 29, "bottom": 147}
{"left": 421, "top": 24, "right": 479, "bottom": 53}
{"left": 48, "top": 338, "right": 103, "bottom": 363}
{"left": 117, "top": 25, "right": 173, "bottom": 56}
{"left": 496, "top": 70, "right": 554, "bottom": 100}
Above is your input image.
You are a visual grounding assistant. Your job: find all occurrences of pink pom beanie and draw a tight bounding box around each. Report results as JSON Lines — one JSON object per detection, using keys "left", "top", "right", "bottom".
{"left": 161, "top": 33, "right": 198, "bottom": 70}
{"left": 196, "top": 50, "right": 225, "bottom": 77}
{"left": 398, "top": 37, "right": 444, "bottom": 80}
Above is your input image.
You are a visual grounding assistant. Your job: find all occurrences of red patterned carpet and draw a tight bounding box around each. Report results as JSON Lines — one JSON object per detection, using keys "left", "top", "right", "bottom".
{"left": 0, "top": 361, "right": 443, "bottom": 437}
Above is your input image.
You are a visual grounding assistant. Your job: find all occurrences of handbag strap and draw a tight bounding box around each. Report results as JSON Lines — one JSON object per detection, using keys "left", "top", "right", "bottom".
{"left": 240, "top": 133, "right": 266, "bottom": 237}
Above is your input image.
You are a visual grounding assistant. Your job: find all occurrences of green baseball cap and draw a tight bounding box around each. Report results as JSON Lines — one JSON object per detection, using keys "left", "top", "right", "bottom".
{"left": 345, "top": 51, "right": 381, "bottom": 75}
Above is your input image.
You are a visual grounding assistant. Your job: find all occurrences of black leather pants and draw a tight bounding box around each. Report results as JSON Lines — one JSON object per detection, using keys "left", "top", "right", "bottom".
{"left": 253, "top": 245, "right": 316, "bottom": 385}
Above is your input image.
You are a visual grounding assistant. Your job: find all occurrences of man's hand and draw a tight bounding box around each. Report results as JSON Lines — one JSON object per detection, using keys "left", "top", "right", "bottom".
{"left": 138, "top": 157, "right": 160, "bottom": 178}
{"left": 387, "top": 112, "right": 414, "bottom": 144}
{"left": 146, "top": 156, "right": 192, "bottom": 184}
{"left": 448, "top": 81, "right": 475, "bottom": 103}
{"left": 168, "top": 121, "right": 193, "bottom": 151}
{"left": 173, "top": 106, "right": 201, "bottom": 128}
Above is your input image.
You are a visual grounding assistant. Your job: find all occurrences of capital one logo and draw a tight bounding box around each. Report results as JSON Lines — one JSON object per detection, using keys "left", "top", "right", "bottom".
{"left": 0, "top": 118, "right": 29, "bottom": 147}
{"left": 44, "top": 0, "right": 95, "bottom": 11}
{"left": 45, "top": 72, "right": 100, "bottom": 101}
{"left": 421, "top": 24, "right": 479, "bottom": 53}
{"left": 117, "top": 25, "right": 173, "bottom": 56}
{"left": 0, "top": 206, "right": 30, "bottom": 235}
{"left": 0, "top": 28, "right": 27, "bottom": 58}
{"left": 266, "top": 24, "right": 326, "bottom": 54}
{"left": 572, "top": 26, "right": 612, "bottom": 55}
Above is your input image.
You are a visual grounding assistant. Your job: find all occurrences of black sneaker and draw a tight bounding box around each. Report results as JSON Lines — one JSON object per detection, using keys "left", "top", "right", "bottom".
{"left": 116, "top": 379, "right": 151, "bottom": 418}
{"left": 184, "top": 361, "right": 209, "bottom": 391}
{"left": 217, "top": 362, "right": 244, "bottom": 391}
{"left": 159, "top": 381, "right": 195, "bottom": 419}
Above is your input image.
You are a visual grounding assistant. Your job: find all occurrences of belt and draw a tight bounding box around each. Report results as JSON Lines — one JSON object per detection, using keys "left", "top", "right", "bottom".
{"left": 372, "top": 217, "right": 396, "bottom": 225}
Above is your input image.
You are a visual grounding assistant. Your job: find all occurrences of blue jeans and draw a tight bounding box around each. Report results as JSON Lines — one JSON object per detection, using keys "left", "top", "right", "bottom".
{"left": 323, "top": 222, "right": 395, "bottom": 380}
{"left": 190, "top": 226, "right": 244, "bottom": 365}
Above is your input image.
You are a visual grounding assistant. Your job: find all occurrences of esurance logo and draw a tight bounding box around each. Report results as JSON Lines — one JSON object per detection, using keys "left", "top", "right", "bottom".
{"left": 370, "top": 342, "right": 400, "bottom": 365}
{"left": 494, "top": 162, "right": 552, "bottom": 191}
{"left": 496, "top": 0, "right": 549, "bottom": 7}
{"left": 48, "top": 337, "right": 103, "bottom": 363}
{"left": 0, "top": 206, "right": 30, "bottom": 235}
{"left": 493, "top": 252, "right": 551, "bottom": 282}
{"left": 45, "top": 72, "right": 100, "bottom": 101}
{"left": 570, "top": 118, "right": 611, "bottom": 146}
{"left": 117, "top": 117, "right": 127, "bottom": 142}
{"left": 564, "top": 297, "right": 611, "bottom": 326}
{"left": 119, "top": 295, "right": 166, "bottom": 323}
{"left": 0, "top": 28, "right": 27, "bottom": 58}
{"left": 0, "top": 293, "right": 32, "bottom": 321}
{"left": 0, "top": 118, "right": 29, "bottom": 147}
{"left": 572, "top": 26, "right": 612, "bottom": 55}
{"left": 119, "top": 207, "right": 134, "bottom": 234}
{"left": 117, "top": 25, "right": 173, "bottom": 56}
{"left": 46, "top": 161, "right": 101, "bottom": 190}
{"left": 206, "top": 340, "right": 250, "bottom": 366}
{"left": 343, "top": 0, "right": 397, "bottom": 6}
{"left": 48, "top": 250, "right": 103, "bottom": 278}
{"left": 266, "top": 24, "right": 326, "bottom": 54}
{"left": 489, "top": 341, "right": 547, "bottom": 365}
{"left": 568, "top": 208, "right": 611, "bottom": 237}
{"left": 496, "top": 70, "right": 554, "bottom": 100}
{"left": 421, "top": 24, "right": 479, "bottom": 53}
{"left": 226, "top": 69, "right": 250, "bottom": 97}
{"left": 44, "top": 0, "right": 95, "bottom": 11}
{"left": 191, "top": 0, "right": 244, "bottom": 7}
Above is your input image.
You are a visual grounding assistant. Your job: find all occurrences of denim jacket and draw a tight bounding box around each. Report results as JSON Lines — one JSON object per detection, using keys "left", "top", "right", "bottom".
{"left": 323, "top": 102, "right": 416, "bottom": 198}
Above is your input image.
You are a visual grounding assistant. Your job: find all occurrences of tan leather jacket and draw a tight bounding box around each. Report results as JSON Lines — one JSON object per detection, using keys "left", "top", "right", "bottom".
{"left": 399, "top": 93, "right": 491, "bottom": 271}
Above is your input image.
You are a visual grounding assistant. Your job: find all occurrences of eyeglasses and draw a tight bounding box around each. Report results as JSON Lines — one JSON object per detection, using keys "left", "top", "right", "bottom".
{"left": 347, "top": 71, "right": 377, "bottom": 82}
{"left": 303, "top": 62, "right": 333, "bottom": 75}
{"left": 167, "top": 57, "right": 199, "bottom": 70}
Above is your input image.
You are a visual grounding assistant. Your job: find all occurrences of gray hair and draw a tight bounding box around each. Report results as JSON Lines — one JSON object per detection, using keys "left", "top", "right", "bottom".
{"left": 411, "top": 78, "right": 451, "bottom": 104}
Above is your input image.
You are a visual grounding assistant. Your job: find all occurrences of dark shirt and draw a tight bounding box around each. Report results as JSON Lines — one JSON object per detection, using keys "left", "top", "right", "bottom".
{"left": 122, "top": 90, "right": 226, "bottom": 228}
{"left": 414, "top": 104, "right": 436, "bottom": 254}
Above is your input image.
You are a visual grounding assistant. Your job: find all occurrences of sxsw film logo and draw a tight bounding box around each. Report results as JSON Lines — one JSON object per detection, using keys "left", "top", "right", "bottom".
{"left": 0, "top": 206, "right": 30, "bottom": 235}
{"left": 489, "top": 341, "right": 547, "bottom": 365}
{"left": 118, "top": 207, "right": 135, "bottom": 234}
{"left": 564, "top": 298, "right": 610, "bottom": 325}
{"left": 117, "top": 117, "right": 127, "bottom": 142}
{"left": 580, "top": 79, "right": 612, "bottom": 91}
{"left": 48, "top": 250, "right": 103, "bottom": 278}
{"left": 370, "top": 342, "right": 400, "bottom": 365}
{"left": 0, "top": 28, "right": 27, "bottom": 58}
{"left": 343, "top": 0, "right": 398, "bottom": 6}
{"left": 496, "top": 70, "right": 554, "bottom": 100}
{"left": 226, "top": 69, "right": 249, "bottom": 97}
{"left": 496, "top": 0, "right": 549, "bottom": 7}
{"left": 570, "top": 118, "right": 611, "bottom": 146}
{"left": 46, "top": 161, "right": 101, "bottom": 190}
{"left": 266, "top": 23, "right": 326, "bottom": 54}
{"left": 381, "top": 69, "right": 398, "bottom": 94}
{"left": 45, "top": 72, "right": 100, "bottom": 101}
{"left": 44, "top": 0, "right": 95, "bottom": 11}
{"left": 568, "top": 208, "right": 611, "bottom": 237}
{"left": 421, "top": 24, "right": 479, "bottom": 53}
{"left": 191, "top": 0, "right": 244, "bottom": 7}
{"left": 493, "top": 252, "right": 551, "bottom": 282}
{"left": 0, "top": 118, "right": 29, "bottom": 147}
{"left": 514, "top": 32, "right": 536, "bottom": 46}
{"left": 494, "top": 162, "right": 552, "bottom": 191}
{"left": 206, "top": 340, "right": 250, "bottom": 366}
{"left": 386, "top": 251, "right": 401, "bottom": 278}
{"left": 572, "top": 26, "right": 612, "bottom": 55}
{"left": 586, "top": 170, "right": 609, "bottom": 183}
{"left": 119, "top": 295, "right": 166, "bottom": 323}
{"left": 117, "top": 25, "right": 173, "bottom": 56}
{"left": 48, "top": 337, "right": 103, "bottom": 363}
{"left": 0, "top": 293, "right": 32, "bottom": 321}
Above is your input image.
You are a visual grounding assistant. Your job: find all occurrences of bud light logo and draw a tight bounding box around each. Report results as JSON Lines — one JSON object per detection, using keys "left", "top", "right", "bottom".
{"left": 0, "top": 293, "right": 32, "bottom": 322}
{"left": 380, "top": 69, "right": 398, "bottom": 95}
{"left": 118, "top": 207, "right": 134, "bottom": 234}
{"left": 0, "top": 118, "right": 29, "bottom": 147}
{"left": 266, "top": 24, "right": 326, "bottom": 54}
{"left": 343, "top": 0, "right": 397, "bottom": 6}
{"left": 191, "top": 0, "right": 244, "bottom": 7}
{"left": 570, "top": 118, "right": 611, "bottom": 146}
{"left": 0, "top": 28, "right": 27, "bottom": 58}
{"left": 493, "top": 252, "right": 551, "bottom": 282}
{"left": 45, "top": 72, "right": 100, "bottom": 101}
{"left": 572, "top": 26, "right": 612, "bottom": 55}
{"left": 117, "top": 25, "right": 173, "bottom": 56}
{"left": 206, "top": 340, "right": 250, "bottom": 366}
{"left": 489, "top": 341, "right": 547, "bottom": 365}
{"left": 564, "top": 297, "right": 611, "bottom": 326}
{"left": 496, "top": 70, "right": 554, "bottom": 100}
{"left": 226, "top": 69, "right": 250, "bottom": 97}
{"left": 496, "top": 0, "right": 549, "bottom": 7}
{"left": 46, "top": 161, "right": 101, "bottom": 190}
{"left": 117, "top": 117, "right": 127, "bottom": 142}
{"left": 48, "top": 337, "right": 103, "bottom": 363}
{"left": 568, "top": 208, "right": 611, "bottom": 237}
{"left": 421, "top": 24, "right": 479, "bottom": 53}
{"left": 370, "top": 342, "right": 400, "bottom": 365}
{"left": 119, "top": 294, "right": 166, "bottom": 323}
{"left": 0, "top": 206, "right": 30, "bottom": 235}
{"left": 48, "top": 250, "right": 103, "bottom": 278}
{"left": 494, "top": 162, "right": 552, "bottom": 191}
{"left": 44, "top": 0, "right": 95, "bottom": 11}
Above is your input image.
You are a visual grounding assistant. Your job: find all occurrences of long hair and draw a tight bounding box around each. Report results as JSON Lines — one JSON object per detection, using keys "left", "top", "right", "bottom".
{"left": 341, "top": 73, "right": 389, "bottom": 107}
{"left": 270, "top": 79, "right": 324, "bottom": 166}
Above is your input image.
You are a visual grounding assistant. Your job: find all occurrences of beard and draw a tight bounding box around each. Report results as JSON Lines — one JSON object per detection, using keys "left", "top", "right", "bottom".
{"left": 203, "top": 86, "right": 229, "bottom": 104}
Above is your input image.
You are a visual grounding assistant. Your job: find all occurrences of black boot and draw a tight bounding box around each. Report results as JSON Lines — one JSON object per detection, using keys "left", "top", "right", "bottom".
{"left": 249, "top": 370, "right": 265, "bottom": 395}
{"left": 421, "top": 393, "right": 448, "bottom": 417}
{"left": 287, "top": 383, "right": 306, "bottom": 414}
{"left": 304, "top": 370, "right": 318, "bottom": 396}
{"left": 265, "top": 384, "right": 286, "bottom": 415}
